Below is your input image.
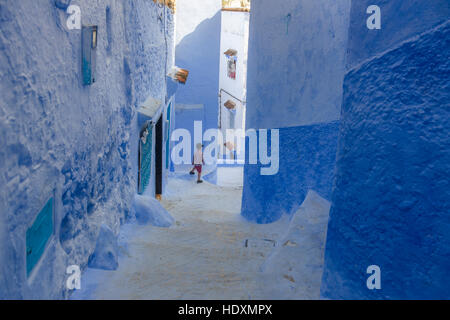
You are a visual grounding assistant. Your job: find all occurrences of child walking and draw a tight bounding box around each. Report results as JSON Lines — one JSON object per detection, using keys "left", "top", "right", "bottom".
{"left": 190, "top": 143, "right": 205, "bottom": 184}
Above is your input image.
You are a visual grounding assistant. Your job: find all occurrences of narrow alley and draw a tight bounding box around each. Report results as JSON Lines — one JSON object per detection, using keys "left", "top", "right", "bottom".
{"left": 1, "top": 0, "right": 449, "bottom": 303}
{"left": 72, "top": 168, "right": 330, "bottom": 300}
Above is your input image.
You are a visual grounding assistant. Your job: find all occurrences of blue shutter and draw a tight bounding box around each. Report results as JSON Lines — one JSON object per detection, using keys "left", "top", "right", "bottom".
{"left": 26, "top": 198, "right": 54, "bottom": 276}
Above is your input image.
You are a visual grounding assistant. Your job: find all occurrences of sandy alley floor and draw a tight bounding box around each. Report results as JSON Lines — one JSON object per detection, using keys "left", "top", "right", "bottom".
{"left": 72, "top": 169, "right": 329, "bottom": 300}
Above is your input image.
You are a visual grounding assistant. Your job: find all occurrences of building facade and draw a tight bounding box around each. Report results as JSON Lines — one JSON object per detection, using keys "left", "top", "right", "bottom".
{"left": 218, "top": 7, "right": 250, "bottom": 162}
{"left": 241, "top": 0, "right": 351, "bottom": 223}
{"left": 174, "top": 0, "right": 222, "bottom": 151}
{"left": 0, "top": 0, "right": 176, "bottom": 299}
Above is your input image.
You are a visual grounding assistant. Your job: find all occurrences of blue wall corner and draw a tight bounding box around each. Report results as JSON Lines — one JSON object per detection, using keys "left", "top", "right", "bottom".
{"left": 241, "top": 122, "right": 340, "bottom": 224}
{"left": 175, "top": 6, "right": 221, "bottom": 132}
{"left": 321, "top": 20, "right": 450, "bottom": 300}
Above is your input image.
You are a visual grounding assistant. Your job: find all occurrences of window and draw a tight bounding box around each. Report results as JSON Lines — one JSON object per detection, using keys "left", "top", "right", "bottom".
{"left": 227, "top": 58, "right": 236, "bottom": 79}
{"left": 224, "top": 49, "right": 238, "bottom": 80}
{"left": 26, "top": 198, "right": 54, "bottom": 277}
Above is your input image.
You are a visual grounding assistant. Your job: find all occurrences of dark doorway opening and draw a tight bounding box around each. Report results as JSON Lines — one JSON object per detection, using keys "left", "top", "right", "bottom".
{"left": 155, "top": 115, "right": 163, "bottom": 196}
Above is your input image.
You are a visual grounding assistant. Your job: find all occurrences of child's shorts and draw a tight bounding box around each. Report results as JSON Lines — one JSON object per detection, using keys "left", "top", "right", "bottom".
{"left": 194, "top": 165, "right": 202, "bottom": 173}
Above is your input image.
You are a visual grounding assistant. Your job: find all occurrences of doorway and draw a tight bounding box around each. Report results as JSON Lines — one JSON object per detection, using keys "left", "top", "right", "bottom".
{"left": 155, "top": 115, "right": 163, "bottom": 196}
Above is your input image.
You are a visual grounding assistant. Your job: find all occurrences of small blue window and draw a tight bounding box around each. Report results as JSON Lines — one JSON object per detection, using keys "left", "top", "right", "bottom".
{"left": 82, "top": 26, "right": 98, "bottom": 85}
{"left": 26, "top": 198, "right": 54, "bottom": 277}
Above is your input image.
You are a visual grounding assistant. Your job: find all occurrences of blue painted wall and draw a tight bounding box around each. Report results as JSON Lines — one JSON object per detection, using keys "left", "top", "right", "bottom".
{"left": 245, "top": 0, "right": 351, "bottom": 130}
{"left": 174, "top": 0, "right": 221, "bottom": 133}
{"left": 346, "top": 0, "right": 450, "bottom": 68}
{"left": 0, "top": 0, "right": 174, "bottom": 299}
{"left": 242, "top": 122, "right": 340, "bottom": 224}
{"left": 321, "top": 1, "right": 450, "bottom": 299}
{"left": 241, "top": 0, "right": 351, "bottom": 223}
{"left": 174, "top": 104, "right": 204, "bottom": 159}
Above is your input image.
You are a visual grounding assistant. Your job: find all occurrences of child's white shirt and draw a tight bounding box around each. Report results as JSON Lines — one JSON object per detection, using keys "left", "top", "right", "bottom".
{"left": 194, "top": 150, "right": 203, "bottom": 165}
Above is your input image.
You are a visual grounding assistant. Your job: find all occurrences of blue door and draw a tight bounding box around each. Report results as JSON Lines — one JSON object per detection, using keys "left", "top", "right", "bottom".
{"left": 139, "top": 123, "right": 153, "bottom": 194}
